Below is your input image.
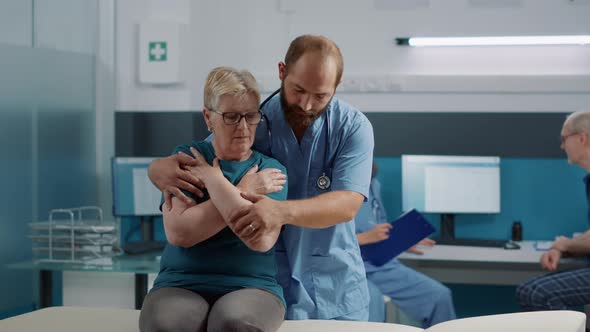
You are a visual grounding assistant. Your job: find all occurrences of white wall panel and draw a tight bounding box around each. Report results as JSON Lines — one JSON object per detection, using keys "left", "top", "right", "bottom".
{"left": 115, "top": 0, "right": 590, "bottom": 112}
{"left": 34, "top": 0, "right": 97, "bottom": 54}
{"left": 0, "top": 0, "right": 32, "bottom": 46}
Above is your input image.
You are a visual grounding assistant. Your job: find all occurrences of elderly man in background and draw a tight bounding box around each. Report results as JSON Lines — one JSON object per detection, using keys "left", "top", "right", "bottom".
{"left": 517, "top": 110, "right": 590, "bottom": 312}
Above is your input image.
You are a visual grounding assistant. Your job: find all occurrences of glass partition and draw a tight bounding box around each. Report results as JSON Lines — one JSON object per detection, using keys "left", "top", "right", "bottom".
{"left": 0, "top": 0, "right": 98, "bottom": 317}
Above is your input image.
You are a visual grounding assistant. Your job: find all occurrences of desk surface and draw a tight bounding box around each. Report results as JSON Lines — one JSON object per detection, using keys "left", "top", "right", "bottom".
{"left": 397, "top": 241, "right": 588, "bottom": 285}
{"left": 7, "top": 241, "right": 589, "bottom": 286}
{"left": 9, "top": 241, "right": 588, "bottom": 273}
{"left": 398, "top": 241, "right": 587, "bottom": 267}
{"left": 6, "top": 252, "right": 162, "bottom": 274}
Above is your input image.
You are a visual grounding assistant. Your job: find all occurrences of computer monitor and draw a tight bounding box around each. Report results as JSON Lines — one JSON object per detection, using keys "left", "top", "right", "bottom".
{"left": 112, "top": 157, "right": 162, "bottom": 217}
{"left": 402, "top": 155, "right": 501, "bottom": 242}
{"left": 111, "top": 157, "right": 164, "bottom": 254}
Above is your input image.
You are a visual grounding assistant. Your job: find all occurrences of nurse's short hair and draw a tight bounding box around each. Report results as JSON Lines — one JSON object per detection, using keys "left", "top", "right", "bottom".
{"left": 566, "top": 110, "right": 590, "bottom": 136}
{"left": 284, "top": 35, "right": 344, "bottom": 86}
{"left": 203, "top": 67, "right": 260, "bottom": 111}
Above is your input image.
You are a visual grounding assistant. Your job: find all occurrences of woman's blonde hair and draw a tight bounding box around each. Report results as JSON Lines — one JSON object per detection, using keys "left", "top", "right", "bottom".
{"left": 203, "top": 67, "right": 260, "bottom": 111}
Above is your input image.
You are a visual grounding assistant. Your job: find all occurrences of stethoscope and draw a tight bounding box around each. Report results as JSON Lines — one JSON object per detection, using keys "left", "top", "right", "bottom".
{"left": 260, "top": 88, "right": 333, "bottom": 190}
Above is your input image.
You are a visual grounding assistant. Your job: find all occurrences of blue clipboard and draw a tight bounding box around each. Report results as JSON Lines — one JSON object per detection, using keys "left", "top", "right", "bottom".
{"left": 360, "top": 209, "right": 435, "bottom": 266}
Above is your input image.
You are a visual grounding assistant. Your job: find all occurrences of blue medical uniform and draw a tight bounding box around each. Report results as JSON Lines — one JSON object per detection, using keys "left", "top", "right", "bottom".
{"left": 254, "top": 95, "right": 374, "bottom": 320}
{"left": 356, "top": 177, "right": 456, "bottom": 328}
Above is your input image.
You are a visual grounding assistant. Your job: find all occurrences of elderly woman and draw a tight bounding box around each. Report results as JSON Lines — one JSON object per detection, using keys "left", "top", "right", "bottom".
{"left": 139, "top": 67, "right": 288, "bottom": 332}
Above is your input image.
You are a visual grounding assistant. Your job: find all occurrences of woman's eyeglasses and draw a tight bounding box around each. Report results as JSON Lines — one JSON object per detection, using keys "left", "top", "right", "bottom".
{"left": 560, "top": 132, "right": 579, "bottom": 145}
{"left": 209, "top": 109, "right": 263, "bottom": 125}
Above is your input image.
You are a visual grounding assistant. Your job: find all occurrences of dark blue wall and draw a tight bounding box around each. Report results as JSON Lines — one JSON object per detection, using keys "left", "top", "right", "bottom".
{"left": 375, "top": 157, "right": 588, "bottom": 242}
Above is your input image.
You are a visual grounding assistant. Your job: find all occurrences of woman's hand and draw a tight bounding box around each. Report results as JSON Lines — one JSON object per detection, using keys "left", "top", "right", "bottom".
{"left": 237, "top": 165, "right": 286, "bottom": 195}
{"left": 357, "top": 223, "right": 393, "bottom": 245}
{"left": 540, "top": 248, "right": 562, "bottom": 271}
{"left": 407, "top": 238, "right": 436, "bottom": 255}
{"left": 187, "top": 147, "right": 224, "bottom": 186}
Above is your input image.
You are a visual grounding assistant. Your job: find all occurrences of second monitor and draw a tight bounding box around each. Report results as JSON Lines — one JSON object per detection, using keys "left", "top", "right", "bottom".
{"left": 402, "top": 155, "right": 502, "bottom": 246}
{"left": 112, "top": 157, "right": 165, "bottom": 254}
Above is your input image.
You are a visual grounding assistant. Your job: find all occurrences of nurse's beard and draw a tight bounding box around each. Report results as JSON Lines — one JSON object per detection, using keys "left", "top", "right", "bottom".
{"left": 280, "top": 88, "right": 328, "bottom": 130}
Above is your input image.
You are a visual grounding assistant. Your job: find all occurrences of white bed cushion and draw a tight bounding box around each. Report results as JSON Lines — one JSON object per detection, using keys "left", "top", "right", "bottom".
{"left": 426, "top": 310, "right": 586, "bottom": 332}
{"left": 1, "top": 306, "right": 584, "bottom": 332}
{"left": 0, "top": 307, "right": 140, "bottom": 332}
{"left": 277, "top": 319, "right": 422, "bottom": 332}
{"left": 0, "top": 306, "right": 421, "bottom": 332}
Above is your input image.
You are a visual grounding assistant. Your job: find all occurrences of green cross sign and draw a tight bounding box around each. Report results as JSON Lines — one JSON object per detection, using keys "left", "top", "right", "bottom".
{"left": 149, "top": 41, "right": 167, "bottom": 62}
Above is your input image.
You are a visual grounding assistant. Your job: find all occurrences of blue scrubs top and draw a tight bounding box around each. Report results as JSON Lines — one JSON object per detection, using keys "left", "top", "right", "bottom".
{"left": 254, "top": 95, "right": 374, "bottom": 319}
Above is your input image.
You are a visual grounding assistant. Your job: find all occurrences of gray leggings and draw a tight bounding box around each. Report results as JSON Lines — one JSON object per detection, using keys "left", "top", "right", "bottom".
{"left": 139, "top": 287, "right": 285, "bottom": 332}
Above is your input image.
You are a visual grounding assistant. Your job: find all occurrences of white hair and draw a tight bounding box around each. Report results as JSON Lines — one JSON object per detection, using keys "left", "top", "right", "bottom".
{"left": 203, "top": 67, "right": 260, "bottom": 111}
{"left": 565, "top": 110, "right": 590, "bottom": 135}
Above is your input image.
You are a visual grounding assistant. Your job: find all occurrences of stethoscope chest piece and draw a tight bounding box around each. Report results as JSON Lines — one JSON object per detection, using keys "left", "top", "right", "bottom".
{"left": 317, "top": 172, "right": 331, "bottom": 190}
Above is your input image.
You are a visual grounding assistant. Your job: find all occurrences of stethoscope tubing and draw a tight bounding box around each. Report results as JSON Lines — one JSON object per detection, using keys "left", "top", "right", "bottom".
{"left": 259, "top": 88, "right": 332, "bottom": 190}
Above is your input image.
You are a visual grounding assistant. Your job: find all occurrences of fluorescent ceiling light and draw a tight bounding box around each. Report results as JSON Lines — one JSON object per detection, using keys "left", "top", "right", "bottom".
{"left": 395, "top": 35, "right": 590, "bottom": 47}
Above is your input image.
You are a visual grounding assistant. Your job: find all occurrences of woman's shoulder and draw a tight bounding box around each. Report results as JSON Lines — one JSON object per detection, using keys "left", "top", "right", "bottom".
{"left": 172, "top": 140, "right": 213, "bottom": 157}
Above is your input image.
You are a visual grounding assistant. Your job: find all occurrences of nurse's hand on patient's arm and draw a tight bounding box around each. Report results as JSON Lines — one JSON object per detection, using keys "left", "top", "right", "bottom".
{"left": 540, "top": 249, "right": 562, "bottom": 271}
{"left": 235, "top": 190, "right": 363, "bottom": 230}
{"left": 230, "top": 193, "right": 285, "bottom": 252}
{"left": 357, "top": 224, "right": 392, "bottom": 245}
{"left": 230, "top": 190, "right": 364, "bottom": 247}
{"left": 148, "top": 153, "right": 205, "bottom": 210}
{"left": 407, "top": 238, "right": 436, "bottom": 255}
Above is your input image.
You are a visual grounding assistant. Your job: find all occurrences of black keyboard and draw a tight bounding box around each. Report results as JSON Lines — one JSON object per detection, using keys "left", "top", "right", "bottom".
{"left": 123, "top": 241, "right": 166, "bottom": 255}
{"left": 436, "top": 238, "right": 507, "bottom": 248}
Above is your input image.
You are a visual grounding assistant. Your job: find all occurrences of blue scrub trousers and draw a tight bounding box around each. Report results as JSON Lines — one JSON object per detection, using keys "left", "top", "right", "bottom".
{"left": 367, "top": 279, "right": 386, "bottom": 322}
{"left": 367, "top": 260, "right": 456, "bottom": 328}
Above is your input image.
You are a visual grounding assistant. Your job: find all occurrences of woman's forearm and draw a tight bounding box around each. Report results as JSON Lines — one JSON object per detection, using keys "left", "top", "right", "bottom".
{"left": 163, "top": 198, "right": 226, "bottom": 248}
{"left": 204, "top": 173, "right": 252, "bottom": 222}
{"left": 162, "top": 170, "right": 256, "bottom": 247}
